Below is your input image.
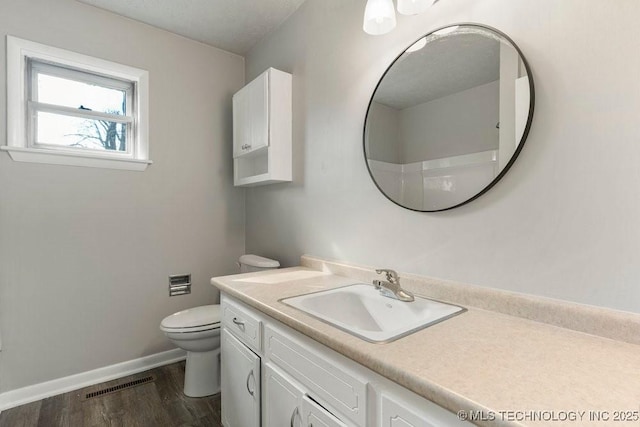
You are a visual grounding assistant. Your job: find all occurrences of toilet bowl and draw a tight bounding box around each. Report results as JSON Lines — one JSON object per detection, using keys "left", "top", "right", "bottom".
{"left": 160, "top": 254, "right": 279, "bottom": 397}
{"left": 160, "top": 305, "right": 221, "bottom": 397}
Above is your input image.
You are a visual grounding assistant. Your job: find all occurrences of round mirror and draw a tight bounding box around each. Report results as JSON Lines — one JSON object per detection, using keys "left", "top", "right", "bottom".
{"left": 364, "top": 24, "right": 534, "bottom": 212}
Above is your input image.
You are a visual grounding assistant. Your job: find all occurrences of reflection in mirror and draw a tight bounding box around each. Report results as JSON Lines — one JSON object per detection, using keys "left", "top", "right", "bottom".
{"left": 364, "top": 24, "right": 534, "bottom": 212}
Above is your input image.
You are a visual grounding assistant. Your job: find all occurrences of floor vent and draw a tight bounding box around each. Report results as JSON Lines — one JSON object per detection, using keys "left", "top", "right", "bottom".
{"left": 84, "top": 375, "right": 155, "bottom": 400}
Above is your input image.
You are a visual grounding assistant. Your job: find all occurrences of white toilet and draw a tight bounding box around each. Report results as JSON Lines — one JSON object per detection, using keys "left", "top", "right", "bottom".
{"left": 160, "top": 254, "right": 279, "bottom": 397}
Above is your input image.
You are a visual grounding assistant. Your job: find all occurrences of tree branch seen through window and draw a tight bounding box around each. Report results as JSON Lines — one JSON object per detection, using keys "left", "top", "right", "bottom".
{"left": 66, "top": 110, "right": 126, "bottom": 151}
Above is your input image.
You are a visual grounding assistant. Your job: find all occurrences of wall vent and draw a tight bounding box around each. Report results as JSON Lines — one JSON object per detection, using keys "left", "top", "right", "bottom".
{"left": 84, "top": 375, "right": 155, "bottom": 400}
{"left": 169, "top": 274, "right": 191, "bottom": 296}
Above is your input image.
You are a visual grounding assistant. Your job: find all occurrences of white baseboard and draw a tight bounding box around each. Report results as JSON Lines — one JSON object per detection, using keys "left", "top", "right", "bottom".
{"left": 0, "top": 348, "right": 186, "bottom": 412}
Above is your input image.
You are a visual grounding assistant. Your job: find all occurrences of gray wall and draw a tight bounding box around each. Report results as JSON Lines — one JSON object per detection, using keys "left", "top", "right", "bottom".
{"left": 367, "top": 80, "right": 499, "bottom": 164}
{"left": 399, "top": 80, "right": 499, "bottom": 163}
{"left": 366, "top": 102, "right": 400, "bottom": 163}
{"left": 0, "top": 0, "right": 245, "bottom": 392}
{"left": 245, "top": 0, "right": 640, "bottom": 314}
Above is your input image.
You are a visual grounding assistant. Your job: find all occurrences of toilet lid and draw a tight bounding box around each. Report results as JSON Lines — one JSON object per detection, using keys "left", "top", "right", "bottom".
{"left": 239, "top": 254, "right": 280, "bottom": 268}
{"left": 161, "top": 305, "right": 221, "bottom": 330}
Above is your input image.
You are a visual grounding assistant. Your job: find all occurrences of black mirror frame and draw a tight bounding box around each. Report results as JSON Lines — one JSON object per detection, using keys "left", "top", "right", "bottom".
{"left": 363, "top": 23, "right": 535, "bottom": 212}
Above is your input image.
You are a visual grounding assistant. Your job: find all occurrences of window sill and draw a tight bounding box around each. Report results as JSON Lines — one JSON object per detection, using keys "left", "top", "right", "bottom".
{"left": 0, "top": 146, "right": 152, "bottom": 171}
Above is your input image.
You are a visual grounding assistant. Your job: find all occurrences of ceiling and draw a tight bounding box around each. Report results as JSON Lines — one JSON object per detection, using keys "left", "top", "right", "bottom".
{"left": 77, "top": 0, "right": 307, "bottom": 55}
{"left": 374, "top": 33, "right": 502, "bottom": 110}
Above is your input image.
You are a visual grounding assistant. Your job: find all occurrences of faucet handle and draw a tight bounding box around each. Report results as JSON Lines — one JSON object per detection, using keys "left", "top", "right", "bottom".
{"left": 375, "top": 268, "right": 399, "bottom": 284}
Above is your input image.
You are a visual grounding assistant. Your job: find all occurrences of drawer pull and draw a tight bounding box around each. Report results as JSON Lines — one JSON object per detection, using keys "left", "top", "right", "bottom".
{"left": 232, "top": 317, "right": 245, "bottom": 329}
{"left": 290, "top": 407, "right": 300, "bottom": 427}
{"left": 246, "top": 369, "right": 255, "bottom": 397}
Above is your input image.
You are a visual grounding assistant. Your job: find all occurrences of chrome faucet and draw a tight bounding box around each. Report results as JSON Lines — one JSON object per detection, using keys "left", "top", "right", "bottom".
{"left": 373, "top": 269, "right": 415, "bottom": 302}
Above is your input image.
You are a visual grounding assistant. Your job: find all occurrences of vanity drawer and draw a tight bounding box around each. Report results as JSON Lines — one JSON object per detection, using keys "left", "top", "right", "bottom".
{"left": 221, "top": 296, "right": 262, "bottom": 353}
{"left": 264, "top": 325, "right": 367, "bottom": 426}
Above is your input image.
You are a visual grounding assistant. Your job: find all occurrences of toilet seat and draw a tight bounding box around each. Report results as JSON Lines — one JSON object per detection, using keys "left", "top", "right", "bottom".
{"left": 160, "top": 304, "right": 221, "bottom": 333}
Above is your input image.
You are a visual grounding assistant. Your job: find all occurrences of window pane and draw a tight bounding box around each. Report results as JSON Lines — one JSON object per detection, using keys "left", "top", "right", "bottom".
{"left": 36, "top": 73, "right": 127, "bottom": 115}
{"left": 36, "top": 112, "right": 127, "bottom": 152}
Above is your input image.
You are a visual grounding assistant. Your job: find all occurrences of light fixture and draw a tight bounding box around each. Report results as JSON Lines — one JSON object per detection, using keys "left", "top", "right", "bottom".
{"left": 363, "top": 0, "right": 397, "bottom": 35}
{"left": 397, "top": 0, "right": 434, "bottom": 15}
{"left": 363, "top": 0, "right": 437, "bottom": 35}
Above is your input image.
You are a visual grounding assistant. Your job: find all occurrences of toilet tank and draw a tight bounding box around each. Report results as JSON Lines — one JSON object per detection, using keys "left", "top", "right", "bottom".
{"left": 238, "top": 254, "right": 280, "bottom": 273}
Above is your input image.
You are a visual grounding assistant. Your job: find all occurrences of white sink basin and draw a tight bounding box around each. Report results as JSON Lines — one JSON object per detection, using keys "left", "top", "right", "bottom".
{"left": 281, "top": 284, "right": 465, "bottom": 343}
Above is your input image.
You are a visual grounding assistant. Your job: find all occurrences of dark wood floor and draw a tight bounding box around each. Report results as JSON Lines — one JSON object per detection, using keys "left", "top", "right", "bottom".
{"left": 0, "top": 361, "right": 221, "bottom": 427}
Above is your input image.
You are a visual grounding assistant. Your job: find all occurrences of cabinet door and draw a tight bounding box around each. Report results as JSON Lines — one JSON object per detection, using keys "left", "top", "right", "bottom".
{"left": 232, "top": 87, "right": 249, "bottom": 158}
{"left": 247, "top": 71, "right": 269, "bottom": 153}
{"left": 380, "top": 392, "right": 470, "bottom": 427}
{"left": 264, "top": 364, "right": 304, "bottom": 427}
{"left": 221, "top": 328, "right": 261, "bottom": 427}
{"left": 232, "top": 72, "right": 269, "bottom": 158}
{"left": 302, "top": 395, "right": 347, "bottom": 427}
{"left": 264, "top": 325, "right": 368, "bottom": 426}
{"left": 381, "top": 393, "right": 433, "bottom": 427}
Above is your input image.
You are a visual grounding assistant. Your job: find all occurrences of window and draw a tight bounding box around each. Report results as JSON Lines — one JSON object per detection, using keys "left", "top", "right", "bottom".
{"left": 4, "top": 36, "right": 151, "bottom": 171}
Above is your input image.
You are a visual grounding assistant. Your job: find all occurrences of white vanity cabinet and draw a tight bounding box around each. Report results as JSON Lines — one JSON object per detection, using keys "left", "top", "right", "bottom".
{"left": 381, "top": 393, "right": 437, "bottom": 427}
{"left": 264, "top": 364, "right": 303, "bottom": 427}
{"left": 221, "top": 329, "right": 261, "bottom": 427}
{"left": 302, "top": 395, "right": 348, "bottom": 427}
{"left": 264, "top": 324, "right": 367, "bottom": 426}
{"left": 376, "top": 385, "right": 470, "bottom": 427}
{"left": 264, "top": 363, "right": 349, "bottom": 427}
{"left": 232, "top": 67, "right": 292, "bottom": 187}
{"left": 220, "top": 294, "right": 471, "bottom": 427}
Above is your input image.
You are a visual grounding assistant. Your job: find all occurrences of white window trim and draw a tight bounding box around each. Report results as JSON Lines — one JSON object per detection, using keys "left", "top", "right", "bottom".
{"left": 3, "top": 35, "right": 151, "bottom": 171}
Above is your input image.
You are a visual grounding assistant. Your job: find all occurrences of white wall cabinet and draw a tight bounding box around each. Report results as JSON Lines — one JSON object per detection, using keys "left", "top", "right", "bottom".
{"left": 233, "top": 67, "right": 292, "bottom": 187}
{"left": 233, "top": 73, "right": 268, "bottom": 157}
{"left": 220, "top": 294, "right": 470, "bottom": 427}
{"left": 221, "top": 329, "right": 261, "bottom": 427}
